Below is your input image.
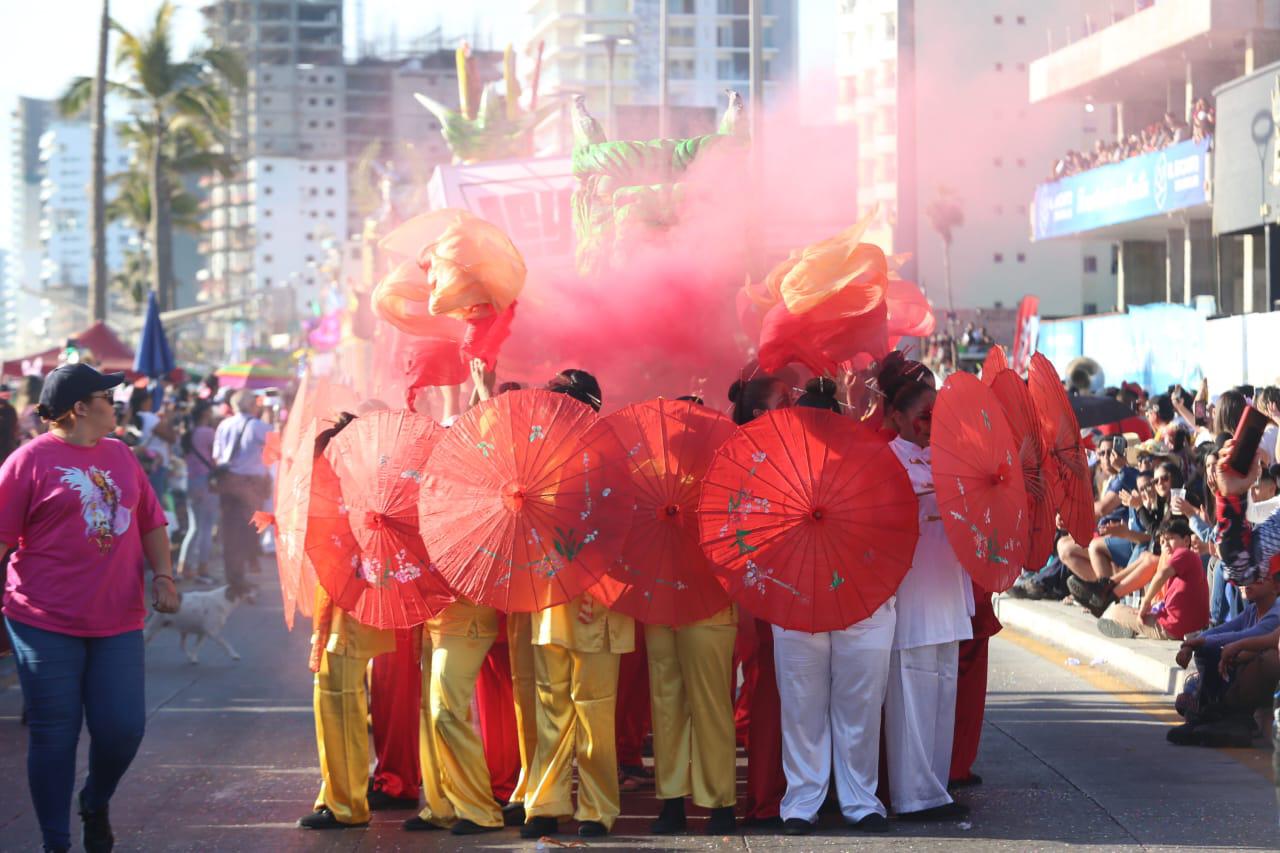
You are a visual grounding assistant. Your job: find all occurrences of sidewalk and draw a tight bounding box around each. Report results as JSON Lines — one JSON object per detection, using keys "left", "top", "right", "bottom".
{"left": 995, "top": 595, "right": 1185, "bottom": 694}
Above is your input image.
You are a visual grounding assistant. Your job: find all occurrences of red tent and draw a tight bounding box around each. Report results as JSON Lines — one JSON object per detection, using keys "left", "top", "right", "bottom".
{"left": 2, "top": 323, "right": 136, "bottom": 377}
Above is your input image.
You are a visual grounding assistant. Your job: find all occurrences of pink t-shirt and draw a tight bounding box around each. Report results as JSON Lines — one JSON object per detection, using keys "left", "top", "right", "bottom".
{"left": 0, "top": 432, "right": 167, "bottom": 636}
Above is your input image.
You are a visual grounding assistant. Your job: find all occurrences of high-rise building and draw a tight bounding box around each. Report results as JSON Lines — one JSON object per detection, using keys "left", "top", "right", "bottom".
{"left": 829, "top": 1, "right": 1116, "bottom": 316}
{"left": 524, "top": 0, "right": 799, "bottom": 152}
{"left": 6, "top": 97, "right": 54, "bottom": 354}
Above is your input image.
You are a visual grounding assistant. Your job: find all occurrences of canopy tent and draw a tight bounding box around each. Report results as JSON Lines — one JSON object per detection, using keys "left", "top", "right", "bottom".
{"left": 1, "top": 322, "right": 136, "bottom": 377}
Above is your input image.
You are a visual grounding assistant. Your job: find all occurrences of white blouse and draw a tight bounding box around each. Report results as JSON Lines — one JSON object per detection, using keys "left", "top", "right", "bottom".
{"left": 888, "top": 436, "right": 975, "bottom": 650}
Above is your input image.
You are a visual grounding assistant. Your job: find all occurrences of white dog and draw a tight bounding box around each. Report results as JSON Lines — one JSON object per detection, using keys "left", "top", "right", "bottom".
{"left": 144, "top": 585, "right": 252, "bottom": 664}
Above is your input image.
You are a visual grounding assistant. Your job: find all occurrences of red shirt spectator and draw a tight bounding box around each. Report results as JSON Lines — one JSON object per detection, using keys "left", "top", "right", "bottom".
{"left": 1155, "top": 546, "right": 1210, "bottom": 640}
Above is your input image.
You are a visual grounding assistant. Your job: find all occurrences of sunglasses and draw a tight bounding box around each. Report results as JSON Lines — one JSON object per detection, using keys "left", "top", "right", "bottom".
{"left": 1154, "top": 475, "right": 1172, "bottom": 483}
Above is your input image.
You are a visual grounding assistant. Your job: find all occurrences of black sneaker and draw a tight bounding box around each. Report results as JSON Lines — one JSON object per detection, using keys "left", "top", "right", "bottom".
{"left": 651, "top": 798, "right": 687, "bottom": 835}
{"left": 1166, "top": 721, "right": 1203, "bottom": 746}
{"left": 402, "top": 816, "right": 445, "bottom": 831}
{"left": 367, "top": 787, "right": 419, "bottom": 811}
{"left": 897, "top": 801, "right": 970, "bottom": 821}
{"left": 502, "top": 801, "right": 526, "bottom": 826}
{"left": 79, "top": 791, "right": 114, "bottom": 853}
{"left": 1067, "top": 576, "right": 1112, "bottom": 618}
{"left": 578, "top": 820, "right": 608, "bottom": 837}
{"left": 783, "top": 817, "right": 814, "bottom": 835}
{"left": 707, "top": 806, "right": 736, "bottom": 835}
{"left": 451, "top": 819, "right": 501, "bottom": 835}
{"left": 1196, "top": 715, "right": 1256, "bottom": 748}
{"left": 297, "top": 807, "right": 368, "bottom": 829}
{"left": 520, "top": 816, "right": 559, "bottom": 839}
{"left": 851, "top": 812, "right": 890, "bottom": 833}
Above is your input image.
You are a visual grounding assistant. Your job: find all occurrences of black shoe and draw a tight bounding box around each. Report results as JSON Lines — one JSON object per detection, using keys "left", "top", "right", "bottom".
{"left": 502, "top": 801, "right": 526, "bottom": 826}
{"left": 1004, "top": 580, "right": 1030, "bottom": 598}
{"left": 520, "top": 816, "right": 559, "bottom": 839}
{"left": 783, "top": 817, "right": 814, "bottom": 835}
{"left": 1166, "top": 721, "right": 1203, "bottom": 746}
{"left": 43, "top": 846, "right": 70, "bottom": 853}
{"left": 741, "top": 815, "right": 783, "bottom": 829}
{"left": 897, "top": 801, "right": 970, "bottom": 821}
{"left": 298, "top": 807, "right": 368, "bottom": 829}
{"left": 578, "top": 820, "right": 608, "bottom": 837}
{"left": 651, "top": 797, "right": 687, "bottom": 835}
{"left": 851, "top": 812, "right": 890, "bottom": 833}
{"left": 402, "top": 816, "right": 445, "bottom": 831}
{"left": 79, "top": 791, "right": 114, "bottom": 852}
{"left": 1067, "top": 575, "right": 1114, "bottom": 617}
{"left": 1196, "top": 715, "right": 1256, "bottom": 748}
{"left": 948, "top": 773, "right": 984, "bottom": 790}
{"left": 451, "top": 819, "right": 501, "bottom": 835}
{"left": 367, "top": 786, "right": 419, "bottom": 811}
{"left": 707, "top": 806, "right": 736, "bottom": 835}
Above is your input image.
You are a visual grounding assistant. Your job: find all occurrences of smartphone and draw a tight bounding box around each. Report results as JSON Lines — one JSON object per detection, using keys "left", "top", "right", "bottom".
{"left": 1228, "top": 405, "right": 1270, "bottom": 475}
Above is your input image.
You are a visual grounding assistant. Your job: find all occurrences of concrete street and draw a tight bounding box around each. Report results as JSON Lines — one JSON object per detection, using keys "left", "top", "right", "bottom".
{"left": 1, "top": 574, "right": 1275, "bottom": 852}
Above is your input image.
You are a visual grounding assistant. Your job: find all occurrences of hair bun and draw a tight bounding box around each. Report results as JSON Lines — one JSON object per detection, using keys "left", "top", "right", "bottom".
{"left": 727, "top": 380, "right": 744, "bottom": 404}
{"left": 804, "top": 377, "right": 837, "bottom": 398}
{"left": 35, "top": 403, "right": 54, "bottom": 421}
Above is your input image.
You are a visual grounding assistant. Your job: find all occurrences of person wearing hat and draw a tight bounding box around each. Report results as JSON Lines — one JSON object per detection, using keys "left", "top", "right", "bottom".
{"left": 0, "top": 364, "right": 179, "bottom": 853}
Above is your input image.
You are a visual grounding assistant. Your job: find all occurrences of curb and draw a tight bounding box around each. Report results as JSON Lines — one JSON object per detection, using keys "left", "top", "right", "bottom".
{"left": 996, "top": 596, "right": 1183, "bottom": 695}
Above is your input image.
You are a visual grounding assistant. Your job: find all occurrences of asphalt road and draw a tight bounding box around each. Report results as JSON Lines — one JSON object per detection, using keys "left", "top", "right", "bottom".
{"left": 1, "top": 576, "right": 1276, "bottom": 852}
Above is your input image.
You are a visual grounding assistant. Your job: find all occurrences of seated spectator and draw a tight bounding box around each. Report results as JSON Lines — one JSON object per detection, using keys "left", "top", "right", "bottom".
{"left": 1168, "top": 565, "right": 1280, "bottom": 748}
{"left": 1095, "top": 518, "right": 1210, "bottom": 640}
{"left": 1056, "top": 435, "right": 1138, "bottom": 582}
{"left": 1067, "top": 472, "right": 1158, "bottom": 615}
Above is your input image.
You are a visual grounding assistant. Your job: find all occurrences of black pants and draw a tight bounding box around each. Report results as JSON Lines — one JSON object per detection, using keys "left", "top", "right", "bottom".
{"left": 218, "top": 490, "right": 259, "bottom": 592}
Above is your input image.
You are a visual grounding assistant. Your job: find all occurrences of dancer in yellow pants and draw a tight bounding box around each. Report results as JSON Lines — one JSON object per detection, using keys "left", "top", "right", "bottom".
{"left": 405, "top": 598, "right": 503, "bottom": 835}
{"left": 299, "top": 586, "right": 395, "bottom": 829}
{"left": 504, "top": 612, "right": 539, "bottom": 824}
{"left": 646, "top": 604, "right": 739, "bottom": 835}
{"left": 520, "top": 593, "right": 634, "bottom": 839}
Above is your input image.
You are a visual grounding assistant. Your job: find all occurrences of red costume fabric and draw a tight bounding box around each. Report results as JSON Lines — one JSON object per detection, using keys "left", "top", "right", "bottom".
{"left": 739, "top": 616, "right": 784, "bottom": 821}
{"left": 370, "top": 628, "right": 422, "bottom": 799}
{"left": 615, "top": 628, "right": 652, "bottom": 769}
{"left": 475, "top": 617, "right": 520, "bottom": 802}
{"left": 949, "top": 591, "right": 1002, "bottom": 783}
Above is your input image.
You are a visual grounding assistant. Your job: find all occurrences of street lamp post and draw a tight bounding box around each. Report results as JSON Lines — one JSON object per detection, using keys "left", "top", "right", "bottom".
{"left": 584, "top": 33, "right": 633, "bottom": 138}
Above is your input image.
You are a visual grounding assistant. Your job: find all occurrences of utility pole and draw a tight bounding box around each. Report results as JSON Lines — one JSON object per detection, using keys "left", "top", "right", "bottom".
{"left": 658, "top": 0, "right": 669, "bottom": 137}
{"left": 749, "top": 0, "right": 764, "bottom": 141}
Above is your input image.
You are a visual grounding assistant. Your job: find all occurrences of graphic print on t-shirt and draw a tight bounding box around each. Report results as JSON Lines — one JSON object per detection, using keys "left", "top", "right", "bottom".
{"left": 55, "top": 465, "right": 132, "bottom": 553}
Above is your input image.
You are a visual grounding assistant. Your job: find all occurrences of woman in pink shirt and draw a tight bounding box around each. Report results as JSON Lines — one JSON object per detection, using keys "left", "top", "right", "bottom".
{"left": 0, "top": 364, "right": 179, "bottom": 853}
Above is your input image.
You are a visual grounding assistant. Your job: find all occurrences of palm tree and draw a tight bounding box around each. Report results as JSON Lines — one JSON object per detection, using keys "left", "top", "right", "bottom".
{"left": 87, "top": 0, "right": 110, "bottom": 323}
{"left": 925, "top": 185, "right": 964, "bottom": 316}
{"left": 60, "top": 1, "right": 244, "bottom": 311}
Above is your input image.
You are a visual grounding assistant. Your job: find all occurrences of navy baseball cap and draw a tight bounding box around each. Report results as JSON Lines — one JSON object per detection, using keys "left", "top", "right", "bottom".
{"left": 37, "top": 364, "right": 126, "bottom": 419}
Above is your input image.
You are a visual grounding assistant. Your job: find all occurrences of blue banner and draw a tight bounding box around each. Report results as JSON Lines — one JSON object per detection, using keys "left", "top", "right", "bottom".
{"left": 1032, "top": 138, "right": 1210, "bottom": 240}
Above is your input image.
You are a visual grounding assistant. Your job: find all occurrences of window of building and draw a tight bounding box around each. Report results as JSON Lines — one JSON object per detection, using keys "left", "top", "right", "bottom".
{"left": 311, "top": 211, "right": 319, "bottom": 219}
{"left": 993, "top": 252, "right": 1004, "bottom": 263}
{"left": 263, "top": 254, "right": 273, "bottom": 263}
{"left": 669, "top": 0, "right": 695, "bottom": 11}
{"left": 994, "top": 204, "right": 1004, "bottom": 215}
{"left": 717, "top": 0, "right": 748, "bottom": 13}
{"left": 325, "top": 187, "right": 335, "bottom": 196}
{"left": 325, "top": 120, "right": 335, "bottom": 128}
{"left": 308, "top": 97, "right": 317, "bottom": 106}
{"left": 305, "top": 255, "right": 315, "bottom": 263}
{"left": 669, "top": 24, "right": 695, "bottom": 46}
{"left": 309, "top": 188, "right": 318, "bottom": 197}
{"left": 308, "top": 120, "right": 318, "bottom": 129}
{"left": 326, "top": 165, "right": 335, "bottom": 173}
{"left": 263, "top": 73, "right": 273, "bottom": 82}
{"left": 669, "top": 58, "right": 695, "bottom": 79}
{"left": 1017, "top": 204, "right": 1027, "bottom": 215}
{"left": 325, "top": 97, "right": 334, "bottom": 106}
{"left": 326, "top": 210, "right": 335, "bottom": 218}
{"left": 994, "top": 62, "right": 1003, "bottom": 71}
{"left": 994, "top": 14, "right": 1003, "bottom": 24}
{"left": 1016, "top": 62, "right": 1026, "bottom": 72}
{"left": 1016, "top": 15, "right": 1026, "bottom": 24}
{"left": 1083, "top": 255, "right": 1098, "bottom": 273}
{"left": 264, "top": 276, "right": 272, "bottom": 286}
{"left": 1016, "top": 252, "right": 1026, "bottom": 263}
{"left": 1015, "top": 157, "right": 1025, "bottom": 167}
{"left": 309, "top": 165, "right": 318, "bottom": 173}
{"left": 263, "top": 186, "right": 273, "bottom": 195}
{"left": 264, "top": 209, "right": 272, "bottom": 217}
{"left": 993, "top": 157, "right": 1003, "bottom": 167}
{"left": 264, "top": 164, "right": 273, "bottom": 173}
{"left": 324, "top": 75, "right": 334, "bottom": 83}
{"left": 263, "top": 232, "right": 272, "bottom": 241}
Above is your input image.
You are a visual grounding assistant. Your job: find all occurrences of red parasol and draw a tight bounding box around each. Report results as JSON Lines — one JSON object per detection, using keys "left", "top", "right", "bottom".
{"left": 589, "top": 399, "right": 739, "bottom": 626}
{"left": 307, "top": 410, "right": 455, "bottom": 628}
{"left": 981, "top": 346, "right": 1009, "bottom": 384}
{"left": 885, "top": 280, "right": 935, "bottom": 340}
{"left": 1027, "top": 353, "right": 1093, "bottom": 547}
{"left": 989, "top": 370, "right": 1059, "bottom": 571}
{"left": 932, "top": 372, "right": 1030, "bottom": 592}
{"left": 418, "top": 389, "right": 634, "bottom": 612}
{"left": 698, "top": 408, "right": 918, "bottom": 632}
{"left": 273, "top": 420, "right": 322, "bottom": 630}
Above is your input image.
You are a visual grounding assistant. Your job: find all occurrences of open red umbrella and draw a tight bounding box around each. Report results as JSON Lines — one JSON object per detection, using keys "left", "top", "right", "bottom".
{"left": 1027, "top": 352, "right": 1093, "bottom": 547}
{"left": 418, "top": 389, "right": 634, "bottom": 612}
{"left": 307, "top": 410, "right": 455, "bottom": 628}
{"left": 589, "top": 399, "right": 739, "bottom": 626}
{"left": 989, "top": 370, "right": 1059, "bottom": 571}
{"left": 272, "top": 419, "right": 322, "bottom": 630}
{"left": 982, "top": 346, "right": 1009, "bottom": 384}
{"left": 932, "top": 372, "right": 1030, "bottom": 592}
{"left": 698, "top": 408, "right": 918, "bottom": 632}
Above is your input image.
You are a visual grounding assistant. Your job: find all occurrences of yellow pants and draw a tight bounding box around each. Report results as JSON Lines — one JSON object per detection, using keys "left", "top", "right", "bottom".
{"left": 312, "top": 650, "right": 373, "bottom": 824}
{"left": 508, "top": 613, "right": 539, "bottom": 804}
{"left": 416, "top": 631, "right": 502, "bottom": 828}
{"left": 645, "top": 620, "right": 738, "bottom": 808}
{"left": 525, "top": 644, "right": 622, "bottom": 827}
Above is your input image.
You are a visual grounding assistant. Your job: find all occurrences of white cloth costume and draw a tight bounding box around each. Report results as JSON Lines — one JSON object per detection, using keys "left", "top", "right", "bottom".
{"left": 885, "top": 436, "right": 974, "bottom": 814}
{"left": 773, "top": 597, "right": 895, "bottom": 823}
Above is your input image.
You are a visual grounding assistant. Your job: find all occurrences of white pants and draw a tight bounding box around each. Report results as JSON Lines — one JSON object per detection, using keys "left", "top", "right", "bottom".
{"left": 885, "top": 640, "right": 960, "bottom": 814}
{"left": 773, "top": 598, "right": 895, "bottom": 823}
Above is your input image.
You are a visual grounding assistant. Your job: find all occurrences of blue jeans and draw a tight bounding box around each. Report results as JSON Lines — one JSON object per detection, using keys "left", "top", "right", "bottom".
{"left": 180, "top": 477, "right": 219, "bottom": 572}
{"left": 5, "top": 619, "right": 146, "bottom": 850}
{"left": 1209, "top": 559, "right": 1242, "bottom": 626}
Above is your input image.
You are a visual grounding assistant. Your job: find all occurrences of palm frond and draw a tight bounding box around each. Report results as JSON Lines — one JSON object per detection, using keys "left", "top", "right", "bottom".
{"left": 57, "top": 77, "right": 95, "bottom": 117}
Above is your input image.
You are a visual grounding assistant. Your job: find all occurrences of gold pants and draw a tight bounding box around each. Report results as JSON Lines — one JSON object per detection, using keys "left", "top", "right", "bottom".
{"left": 312, "top": 650, "right": 373, "bottom": 824}
{"left": 416, "top": 632, "right": 502, "bottom": 828}
{"left": 508, "top": 613, "right": 539, "bottom": 804}
{"left": 525, "top": 644, "right": 622, "bottom": 827}
{"left": 645, "top": 620, "right": 738, "bottom": 808}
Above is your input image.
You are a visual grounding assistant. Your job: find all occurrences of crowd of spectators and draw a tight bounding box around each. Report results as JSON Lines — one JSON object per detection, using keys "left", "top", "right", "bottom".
{"left": 1048, "top": 99, "right": 1215, "bottom": 181}
{"left": 1007, "top": 376, "right": 1280, "bottom": 750}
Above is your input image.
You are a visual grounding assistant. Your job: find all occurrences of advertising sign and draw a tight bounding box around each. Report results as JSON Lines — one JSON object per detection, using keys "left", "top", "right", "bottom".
{"left": 1032, "top": 138, "right": 1210, "bottom": 241}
